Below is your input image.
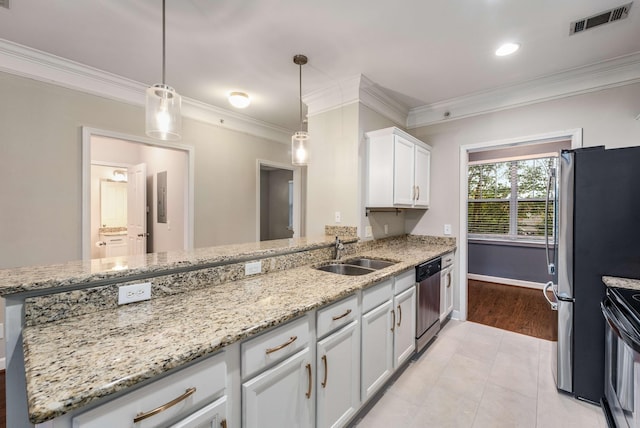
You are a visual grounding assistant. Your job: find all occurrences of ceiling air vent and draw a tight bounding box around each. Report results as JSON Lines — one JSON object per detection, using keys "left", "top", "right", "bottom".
{"left": 570, "top": 2, "right": 633, "bottom": 35}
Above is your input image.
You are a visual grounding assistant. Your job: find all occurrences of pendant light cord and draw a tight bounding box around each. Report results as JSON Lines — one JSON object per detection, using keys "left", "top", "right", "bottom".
{"left": 162, "top": 0, "right": 166, "bottom": 85}
{"left": 299, "top": 62, "right": 303, "bottom": 131}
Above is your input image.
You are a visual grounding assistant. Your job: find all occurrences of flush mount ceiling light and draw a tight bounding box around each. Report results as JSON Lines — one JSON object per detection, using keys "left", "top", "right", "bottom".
{"left": 228, "top": 91, "right": 251, "bottom": 109}
{"left": 495, "top": 42, "right": 521, "bottom": 56}
{"left": 292, "top": 54, "right": 309, "bottom": 166}
{"left": 145, "top": 0, "right": 182, "bottom": 141}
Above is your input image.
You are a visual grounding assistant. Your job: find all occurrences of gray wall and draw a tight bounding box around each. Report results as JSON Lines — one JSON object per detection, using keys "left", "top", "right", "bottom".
{"left": 0, "top": 71, "right": 290, "bottom": 269}
{"left": 468, "top": 241, "right": 551, "bottom": 283}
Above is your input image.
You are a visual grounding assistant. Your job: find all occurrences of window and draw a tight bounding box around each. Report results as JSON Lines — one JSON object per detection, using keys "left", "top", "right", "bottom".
{"left": 468, "top": 155, "right": 556, "bottom": 240}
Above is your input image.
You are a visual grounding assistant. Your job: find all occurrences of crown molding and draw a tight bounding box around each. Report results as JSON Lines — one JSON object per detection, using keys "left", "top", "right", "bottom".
{"left": 303, "top": 74, "right": 409, "bottom": 126}
{"left": 407, "top": 52, "right": 640, "bottom": 129}
{"left": 0, "top": 39, "right": 292, "bottom": 144}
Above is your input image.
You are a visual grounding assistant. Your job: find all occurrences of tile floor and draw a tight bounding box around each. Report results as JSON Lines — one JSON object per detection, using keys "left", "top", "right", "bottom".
{"left": 355, "top": 320, "right": 606, "bottom": 428}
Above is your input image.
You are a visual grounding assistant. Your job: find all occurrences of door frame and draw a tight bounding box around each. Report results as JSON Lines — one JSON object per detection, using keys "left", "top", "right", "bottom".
{"left": 81, "top": 127, "right": 195, "bottom": 260}
{"left": 255, "top": 159, "right": 302, "bottom": 240}
{"left": 456, "top": 128, "right": 583, "bottom": 321}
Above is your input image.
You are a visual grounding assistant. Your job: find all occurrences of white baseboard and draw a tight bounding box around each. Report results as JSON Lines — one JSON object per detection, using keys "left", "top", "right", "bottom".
{"left": 0, "top": 357, "right": 5, "bottom": 370}
{"left": 467, "top": 273, "right": 546, "bottom": 290}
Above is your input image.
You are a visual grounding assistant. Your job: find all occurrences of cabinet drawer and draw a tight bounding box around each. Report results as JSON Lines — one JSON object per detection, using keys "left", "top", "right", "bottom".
{"left": 394, "top": 270, "right": 415, "bottom": 295}
{"left": 441, "top": 252, "right": 454, "bottom": 269}
{"left": 242, "top": 316, "right": 310, "bottom": 379}
{"left": 362, "top": 279, "right": 393, "bottom": 313}
{"left": 72, "top": 352, "right": 226, "bottom": 428}
{"left": 317, "top": 294, "right": 358, "bottom": 339}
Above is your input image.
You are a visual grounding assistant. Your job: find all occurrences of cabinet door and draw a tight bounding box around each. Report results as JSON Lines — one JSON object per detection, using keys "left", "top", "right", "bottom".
{"left": 414, "top": 145, "right": 430, "bottom": 208}
{"left": 393, "top": 136, "right": 415, "bottom": 206}
{"left": 394, "top": 287, "right": 416, "bottom": 367}
{"left": 169, "top": 395, "right": 227, "bottom": 428}
{"left": 316, "top": 320, "right": 360, "bottom": 428}
{"left": 440, "top": 270, "right": 447, "bottom": 322}
{"left": 243, "top": 348, "right": 314, "bottom": 428}
{"left": 361, "top": 300, "right": 394, "bottom": 401}
{"left": 445, "top": 267, "right": 454, "bottom": 318}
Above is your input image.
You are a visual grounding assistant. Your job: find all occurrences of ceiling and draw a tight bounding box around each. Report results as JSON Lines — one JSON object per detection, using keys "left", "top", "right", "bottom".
{"left": 0, "top": 0, "right": 639, "bottom": 131}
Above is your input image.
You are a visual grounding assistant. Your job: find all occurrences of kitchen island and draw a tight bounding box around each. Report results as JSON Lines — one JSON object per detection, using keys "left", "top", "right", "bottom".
{"left": 2, "top": 233, "right": 455, "bottom": 427}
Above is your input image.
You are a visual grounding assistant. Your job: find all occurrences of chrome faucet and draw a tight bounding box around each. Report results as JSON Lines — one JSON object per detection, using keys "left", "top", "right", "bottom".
{"left": 334, "top": 236, "right": 344, "bottom": 260}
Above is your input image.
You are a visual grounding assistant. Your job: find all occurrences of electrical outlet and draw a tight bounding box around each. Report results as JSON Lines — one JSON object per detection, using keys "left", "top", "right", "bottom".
{"left": 118, "top": 283, "right": 152, "bottom": 305}
{"left": 245, "top": 261, "right": 262, "bottom": 276}
{"left": 365, "top": 226, "right": 372, "bottom": 238}
{"left": 334, "top": 211, "right": 341, "bottom": 223}
{"left": 384, "top": 224, "right": 389, "bottom": 234}
{"left": 444, "top": 224, "right": 452, "bottom": 235}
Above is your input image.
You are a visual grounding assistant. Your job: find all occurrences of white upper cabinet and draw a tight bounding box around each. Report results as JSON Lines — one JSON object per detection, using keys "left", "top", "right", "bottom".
{"left": 366, "top": 127, "right": 432, "bottom": 209}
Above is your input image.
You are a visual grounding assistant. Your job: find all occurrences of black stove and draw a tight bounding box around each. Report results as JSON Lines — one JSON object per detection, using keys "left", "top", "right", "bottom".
{"left": 608, "top": 287, "right": 640, "bottom": 328}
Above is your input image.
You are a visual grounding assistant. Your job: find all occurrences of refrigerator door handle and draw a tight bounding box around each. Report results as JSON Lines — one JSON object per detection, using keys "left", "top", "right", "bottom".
{"left": 543, "top": 281, "right": 558, "bottom": 310}
{"left": 545, "top": 168, "right": 556, "bottom": 276}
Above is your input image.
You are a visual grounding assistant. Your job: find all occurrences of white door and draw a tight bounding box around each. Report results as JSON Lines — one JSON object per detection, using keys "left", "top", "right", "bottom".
{"left": 393, "top": 136, "right": 415, "bottom": 206}
{"left": 394, "top": 286, "right": 416, "bottom": 368}
{"left": 169, "top": 395, "right": 227, "bottom": 428}
{"left": 243, "top": 348, "right": 314, "bottom": 428}
{"left": 414, "top": 145, "right": 431, "bottom": 207}
{"left": 127, "top": 163, "right": 147, "bottom": 255}
{"left": 316, "top": 320, "right": 360, "bottom": 428}
{"left": 361, "top": 300, "right": 394, "bottom": 401}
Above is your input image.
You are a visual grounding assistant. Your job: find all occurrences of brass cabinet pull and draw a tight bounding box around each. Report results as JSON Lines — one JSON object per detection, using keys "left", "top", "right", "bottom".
{"left": 332, "top": 309, "right": 352, "bottom": 321}
{"left": 305, "top": 363, "right": 312, "bottom": 399}
{"left": 321, "top": 355, "right": 328, "bottom": 388}
{"left": 397, "top": 304, "right": 402, "bottom": 327}
{"left": 133, "top": 387, "right": 196, "bottom": 423}
{"left": 221, "top": 419, "right": 227, "bottom": 428}
{"left": 446, "top": 272, "right": 452, "bottom": 288}
{"left": 417, "top": 186, "right": 420, "bottom": 200}
{"left": 391, "top": 309, "right": 396, "bottom": 332}
{"left": 265, "top": 336, "right": 297, "bottom": 355}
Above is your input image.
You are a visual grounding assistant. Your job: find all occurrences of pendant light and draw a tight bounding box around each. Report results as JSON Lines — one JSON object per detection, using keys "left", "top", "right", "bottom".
{"left": 292, "top": 54, "right": 309, "bottom": 166}
{"left": 146, "top": 0, "right": 182, "bottom": 141}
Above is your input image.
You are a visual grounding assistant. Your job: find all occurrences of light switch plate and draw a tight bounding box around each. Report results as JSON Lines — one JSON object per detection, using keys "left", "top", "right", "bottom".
{"left": 334, "top": 211, "right": 341, "bottom": 223}
{"left": 365, "top": 226, "right": 372, "bottom": 238}
{"left": 384, "top": 224, "right": 388, "bottom": 234}
{"left": 444, "top": 224, "right": 452, "bottom": 235}
{"left": 245, "top": 261, "right": 262, "bottom": 276}
{"left": 118, "top": 282, "right": 152, "bottom": 305}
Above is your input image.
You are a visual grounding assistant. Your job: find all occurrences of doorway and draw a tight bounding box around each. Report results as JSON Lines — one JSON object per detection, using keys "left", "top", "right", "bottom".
{"left": 256, "top": 160, "right": 301, "bottom": 241}
{"left": 457, "top": 129, "right": 583, "bottom": 321}
{"left": 82, "top": 127, "right": 194, "bottom": 260}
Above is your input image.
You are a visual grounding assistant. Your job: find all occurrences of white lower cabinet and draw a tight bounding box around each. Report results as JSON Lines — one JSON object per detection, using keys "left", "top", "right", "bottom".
{"left": 242, "top": 347, "right": 314, "bottom": 428}
{"left": 316, "top": 320, "right": 360, "bottom": 428}
{"left": 360, "top": 299, "right": 394, "bottom": 402}
{"left": 393, "top": 286, "right": 416, "bottom": 367}
{"left": 72, "top": 352, "right": 227, "bottom": 428}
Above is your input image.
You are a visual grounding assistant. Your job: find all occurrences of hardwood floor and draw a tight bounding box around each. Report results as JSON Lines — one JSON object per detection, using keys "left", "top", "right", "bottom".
{"left": 0, "top": 369, "right": 5, "bottom": 428}
{"left": 467, "top": 279, "right": 558, "bottom": 341}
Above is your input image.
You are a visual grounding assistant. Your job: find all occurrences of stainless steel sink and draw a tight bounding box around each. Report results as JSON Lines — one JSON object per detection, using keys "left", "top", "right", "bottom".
{"left": 343, "top": 258, "right": 397, "bottom": 270}
{"left": 316, "top": 263, "right": 375, "bottom": 276}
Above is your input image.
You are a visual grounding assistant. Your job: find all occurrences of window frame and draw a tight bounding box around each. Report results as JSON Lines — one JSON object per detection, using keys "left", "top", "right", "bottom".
{"left": 467, "top": 152, "right": 557, "bottom": 243}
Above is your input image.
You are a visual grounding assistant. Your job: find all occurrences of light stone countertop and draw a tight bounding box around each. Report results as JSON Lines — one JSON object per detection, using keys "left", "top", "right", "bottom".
{"left": 603, "top": 276, "right": 640, "bottom": 291}
{"left": 22, "top": 240, "right": 454, "bottom": 424}
{"left": 0, "top": 235, "right": 357, "bottom": 296}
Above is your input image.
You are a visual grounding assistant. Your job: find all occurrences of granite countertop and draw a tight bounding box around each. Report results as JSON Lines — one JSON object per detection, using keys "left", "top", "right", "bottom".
{"left": 0, "top": 235, "right": 357, "bottom": 296}
{"left": 22, "top": 240, "right": 454, "bottom": 423}
{"left": 603, "top": 276, "right": 640, "bottom": 291}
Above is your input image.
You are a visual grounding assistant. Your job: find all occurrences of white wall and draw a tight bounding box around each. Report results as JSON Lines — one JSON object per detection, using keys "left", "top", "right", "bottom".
{"left": 407, "top": 82, "right": 640, "bottom": 240}
{"left": 306, "top": 103, "right": 360, "bottom": 236}
{"left": 0, "top": 71, "right": 290, "bottom": 269}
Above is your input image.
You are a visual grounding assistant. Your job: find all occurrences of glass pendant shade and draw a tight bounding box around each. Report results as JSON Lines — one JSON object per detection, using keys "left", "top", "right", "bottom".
{"left": 146, "top": 84, "right": 182, "bottom": 141}
{"left": 292, "top": 131, "right": 310, "bottom": 166}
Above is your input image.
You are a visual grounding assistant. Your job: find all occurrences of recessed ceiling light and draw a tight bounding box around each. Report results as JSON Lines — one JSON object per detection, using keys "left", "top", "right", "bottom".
{"left": 228, "top": 91, "right": 251, "bottom": 108}
{"left": 495, "top": 42, "right": 520, "bottom": 57}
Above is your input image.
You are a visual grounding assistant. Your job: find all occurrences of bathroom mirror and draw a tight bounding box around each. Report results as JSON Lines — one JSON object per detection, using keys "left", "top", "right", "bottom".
{"left": 100, "top": 180, "right": 127, "bottom": 227}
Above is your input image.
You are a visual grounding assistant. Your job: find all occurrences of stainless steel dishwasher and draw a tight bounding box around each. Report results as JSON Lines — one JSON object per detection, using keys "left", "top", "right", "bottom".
{"left": 415, "top": 258, "right": 441, "bottom": 353}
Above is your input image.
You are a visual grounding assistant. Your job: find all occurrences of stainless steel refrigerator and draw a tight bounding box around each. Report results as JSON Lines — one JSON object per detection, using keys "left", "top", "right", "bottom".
{"left": 543, "top": 145, "right": 640, "bottom": 404}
